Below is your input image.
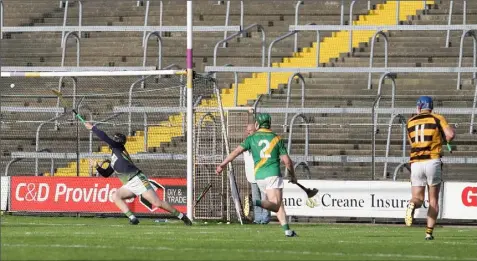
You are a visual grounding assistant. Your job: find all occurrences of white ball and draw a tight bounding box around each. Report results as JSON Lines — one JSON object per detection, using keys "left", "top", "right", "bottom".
{"left": 204, "top": 222, "right": 208, "bottom": 224}
{"left": 226, "top": 222, "right": 230, "bottom": 225}
{"left": 10, "top": 83, "right": 15, "bottom": 88}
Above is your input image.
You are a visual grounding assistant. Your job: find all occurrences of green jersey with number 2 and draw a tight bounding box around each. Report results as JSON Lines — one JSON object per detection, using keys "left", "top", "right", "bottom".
{"left": 240, "top": 128, "right": 288, "bottom": 180}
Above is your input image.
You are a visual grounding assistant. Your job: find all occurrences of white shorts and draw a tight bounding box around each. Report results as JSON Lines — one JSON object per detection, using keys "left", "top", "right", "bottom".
{"left": 122, "top": 174, "right": 152, "bottom": 196}
{"left": 256, "top": 176, "right": 284, "bottom": 193}
{"left": 410, "top": 158, "right": 442, "bottom": 186}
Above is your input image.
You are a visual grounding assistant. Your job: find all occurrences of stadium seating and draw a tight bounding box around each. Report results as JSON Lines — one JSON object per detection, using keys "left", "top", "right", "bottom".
{"left": 1, "top": 0, "right": 477, "bottom": 181}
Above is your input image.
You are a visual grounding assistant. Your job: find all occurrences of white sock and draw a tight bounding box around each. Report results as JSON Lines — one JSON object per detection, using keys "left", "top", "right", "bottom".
{"left": 128, "top": 215, "right": 137, "bottom": 220}
{"left": 177, "top": 213, "right": 184, "bottom": 219}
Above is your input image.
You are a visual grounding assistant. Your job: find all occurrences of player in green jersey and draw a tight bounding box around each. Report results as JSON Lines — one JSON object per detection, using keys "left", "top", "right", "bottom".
{"left": 216, "top": 113, "right": 298, "bottom": 237}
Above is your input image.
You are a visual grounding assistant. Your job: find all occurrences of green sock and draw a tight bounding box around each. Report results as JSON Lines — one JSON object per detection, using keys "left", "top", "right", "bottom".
{"left": 172, "top": 209, "right": 184, "bottom": 219}
{"left": 255, "top": 200, "right": 262, "bottom": 207}
{"left": 124, "top": 211, "right": 135, "bottom": 219}
{"left": 282, "top": 224, "right": 290, "bottom": 231}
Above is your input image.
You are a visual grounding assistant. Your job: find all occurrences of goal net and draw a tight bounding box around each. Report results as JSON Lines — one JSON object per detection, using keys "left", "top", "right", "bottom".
{"left": 0, "top": 70, "right": 243, "bottom": 221}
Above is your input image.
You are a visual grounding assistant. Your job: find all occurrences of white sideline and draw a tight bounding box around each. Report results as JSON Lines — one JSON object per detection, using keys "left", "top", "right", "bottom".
{"left": 2, "top": 243, "right": 475, "bottom": 260}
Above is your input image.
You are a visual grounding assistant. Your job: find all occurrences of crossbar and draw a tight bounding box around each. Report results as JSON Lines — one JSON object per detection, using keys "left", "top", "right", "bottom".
{"left": 2, "top": 66, "right": 157, "bottom": 72}
{"left": 1, "top": 70, "right": 185, "bottom": 77}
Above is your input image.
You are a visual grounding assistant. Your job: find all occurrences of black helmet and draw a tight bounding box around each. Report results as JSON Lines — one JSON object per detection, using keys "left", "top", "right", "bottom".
{"left": 113, "top": 133, "right": 127, "bottom": 145}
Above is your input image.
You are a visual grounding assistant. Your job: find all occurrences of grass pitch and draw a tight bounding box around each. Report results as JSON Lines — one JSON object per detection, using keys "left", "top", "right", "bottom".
{"left": 1, "top": 216, "right": 476, "bottom": 260}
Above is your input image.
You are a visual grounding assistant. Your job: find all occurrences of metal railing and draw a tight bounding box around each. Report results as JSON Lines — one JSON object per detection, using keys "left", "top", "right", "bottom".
{"left": 35, "top": 115, "right": 67, "bottom": 176}
{"left": 457, "top": 30, "right": 476, "bottom": 89}
{"left": 266, "top": 23, "right": 317, "bottom": 94}
{"left": 446, "top": 0, "right": 468, "bottom": 48}
{"left": 61, "top": 0, "right": 69, "bottom": 43}
{"left": 293, "top": 1, "right": 304, "bottom": 53}
{"left": 471, "top": 78, "right": 477, "bottom": 134}
{"left": 0, "top": 0, "right": 3, "bottom": 39}
{"left": 287, "top": 113, "right": 310, "bottom": 160}
{"left": 128, "top": 75, "right": 154, "bottom": 135}
{"left": 143, "top": 31, "right": 163, "bottom": 70}
{"left": 383, "top": 113, "right": 406, "bottom": 179}
{"left": 371, "top": 72, "right": 397, "bottom": 180}
{"left": 55, "top": 77, "right": 77, "bottom": 129}
{"left": 195, "top": 113, "right": 218, "bottom": 160}
{"left": 284, "top": 73, "right": 306, "bottom": 132}
{"left": 61, "top": 31, "right": 80, "bottom": 67}
{"left": 213, "top": 23, "right": 266, "bottom": 68}
{"left": 222, "top": 1, "right": 244, "bottom": 47}
{"left": 367, "top": 31, "right": 389, "bottom": 89}
{"left": 5, "top": 149, "right": 54, "bottom": 177}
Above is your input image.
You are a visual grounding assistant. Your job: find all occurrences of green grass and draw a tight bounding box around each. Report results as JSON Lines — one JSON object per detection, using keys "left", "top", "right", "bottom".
{"left": 1, "top": 216, "right": 476, "bottom": 260}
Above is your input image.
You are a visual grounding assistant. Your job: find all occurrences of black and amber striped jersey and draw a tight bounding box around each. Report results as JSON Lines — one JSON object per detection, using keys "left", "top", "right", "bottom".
{"left": 406, "top": 112, "right": 450, "bottom": 163}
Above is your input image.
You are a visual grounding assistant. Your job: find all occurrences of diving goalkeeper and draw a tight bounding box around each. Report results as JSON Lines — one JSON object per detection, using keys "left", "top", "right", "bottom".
{"left": 85, "top": 122, "right": 192, "bottom": 226}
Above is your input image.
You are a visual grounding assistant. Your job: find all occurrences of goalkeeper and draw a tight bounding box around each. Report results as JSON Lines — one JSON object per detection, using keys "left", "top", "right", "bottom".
{"left": 85, "top": 122, "right": 192, "bottom": 226}
{"left": 216, "top": 113, "right": 297, "bottom": 237}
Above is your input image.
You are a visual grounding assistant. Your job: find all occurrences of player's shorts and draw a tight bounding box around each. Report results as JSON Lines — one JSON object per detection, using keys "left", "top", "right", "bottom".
{"left": 256, "top": 176, "right": 284, "bottom": 192}
{"left": 410, "top": 158, "right": 442, "bottom": 186}
{"left": 122, "top": 172, "right": 153, "bottom": 196}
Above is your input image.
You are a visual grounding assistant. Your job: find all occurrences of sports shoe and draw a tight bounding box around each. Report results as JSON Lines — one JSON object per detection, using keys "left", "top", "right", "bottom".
{"left": 129, "top": 217, "right": 140, "bottom": 225}
{"left": 286, "top": 231, "right": 298, "bottom": 237}
{"left": 181, "top": 215, "right": 193, "bottom": 226}
{"left": 405, "top": 203, "right": 415, "bottom": 227}
{"left": 425, "top": 234, "right": 434, "bottom": 240}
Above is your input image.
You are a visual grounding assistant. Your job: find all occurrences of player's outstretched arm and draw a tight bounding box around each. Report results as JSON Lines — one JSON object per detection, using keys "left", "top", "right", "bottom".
{"left": 216, "top": 146, "right": 245, "bottom": 174}
{"left": 281, "top": 154, "right": 297, "bottom": 184}
{"left": 84, "top": 123, "right": 121, "bottom": 148}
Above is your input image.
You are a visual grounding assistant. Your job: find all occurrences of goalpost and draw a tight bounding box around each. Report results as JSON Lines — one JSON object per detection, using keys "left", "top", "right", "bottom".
{"left": 0, "top": 68, "right": 243, "bottom": 222}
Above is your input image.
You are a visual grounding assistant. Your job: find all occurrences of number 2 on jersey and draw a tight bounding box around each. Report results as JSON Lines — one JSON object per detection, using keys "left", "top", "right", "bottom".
{"left": 258, "top": 139, "right": 271, "bottom": 158}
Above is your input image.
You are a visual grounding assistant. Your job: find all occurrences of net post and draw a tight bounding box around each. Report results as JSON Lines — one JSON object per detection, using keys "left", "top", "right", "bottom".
{"left": 186, "top": 0, "right": 194, "bottom": 220}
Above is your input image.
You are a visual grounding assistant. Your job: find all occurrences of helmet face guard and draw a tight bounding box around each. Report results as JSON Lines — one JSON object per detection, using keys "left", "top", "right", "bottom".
{"left": 113, "top": 133, "right": 127, "bottom": 145}
{"left": 255, "top": 113, "right": 271, "bottom": 129}
{"left": 417, "top": 96, "right": 433, "bottom": 110}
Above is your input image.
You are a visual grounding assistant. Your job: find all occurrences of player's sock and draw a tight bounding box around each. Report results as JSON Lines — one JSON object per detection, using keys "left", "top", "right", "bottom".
{"left": 425, "top": 227, "right": 434, "bottom": 236}
{"left": 405, "top": 202, "right": 415, "bottom": 226}
{"left": 255, "top": 200, "right": 262, "bottom": 207}
{"left": 282, "top": 224, "right": 293, "bottom": 236}
{"left": 125, "top": 210, "right": 136, "bottom": 220}
{"left": 282, "top": 224, "right": 290, "bottom": 231}
{"left": 172, "top": 210, "right": 184, "bottom": 220}
{"left": 425, "top": 227, "right": 434, "bottom": 240}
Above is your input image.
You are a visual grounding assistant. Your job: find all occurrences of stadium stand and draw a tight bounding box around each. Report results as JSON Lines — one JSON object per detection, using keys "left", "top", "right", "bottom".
{"left": 1, "top": 0, "right": 477, "bottom": 182}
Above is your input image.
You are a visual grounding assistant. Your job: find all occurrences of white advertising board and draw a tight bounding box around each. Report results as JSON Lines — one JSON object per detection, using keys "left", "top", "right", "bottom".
{"left": 1, "top": 176, "right": 10, "bottom": 211}
{"left": 280, "top": 180, "right": 442, "bottom": 219}
{"left": 442, "top": 182, "right": 477, "bottom": 220}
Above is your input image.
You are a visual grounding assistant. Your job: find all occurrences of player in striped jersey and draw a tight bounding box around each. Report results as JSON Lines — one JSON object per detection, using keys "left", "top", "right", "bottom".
{"left": 216, "top": 113, "right": 298, "bottom": 237}
{"left": 405, "top": 96, "right": 455, "bottom": 240}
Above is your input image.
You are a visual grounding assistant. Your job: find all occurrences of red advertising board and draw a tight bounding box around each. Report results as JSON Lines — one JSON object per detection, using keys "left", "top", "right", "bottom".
{"left": 10, "top": 176, "right": 186, "bottom": 214}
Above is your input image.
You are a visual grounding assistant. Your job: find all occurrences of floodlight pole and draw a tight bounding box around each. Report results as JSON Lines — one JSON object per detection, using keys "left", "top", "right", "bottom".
{"left": 186, "top": 0, "right": 194, "bottom": 220}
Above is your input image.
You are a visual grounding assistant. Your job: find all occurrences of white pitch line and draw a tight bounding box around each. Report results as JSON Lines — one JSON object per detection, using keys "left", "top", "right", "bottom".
{"left": 3, "top": 243, "right": 476, "bottom": 261}
{"left": 338, "top": 240, "right": 477, "bottom": 246}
